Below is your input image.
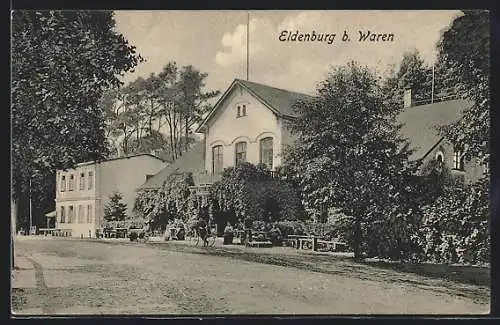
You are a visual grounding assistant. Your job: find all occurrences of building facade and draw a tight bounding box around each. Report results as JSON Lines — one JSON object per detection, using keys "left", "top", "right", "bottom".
{"left": 196, "top": 79, "right": 310, "bottom": 174}
{"left": 398, "top": 93, "right": 486, "bottom": 184}
{"left": 55, "top": 154, "right": 165, "bottom": 237}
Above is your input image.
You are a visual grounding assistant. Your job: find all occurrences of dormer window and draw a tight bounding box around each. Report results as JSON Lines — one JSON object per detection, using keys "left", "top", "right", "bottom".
{"left": 242, "top": 104, "right": 247, "bottom": 116}
{"left": 237, "top": 105, "right": 241, "bottom": 117}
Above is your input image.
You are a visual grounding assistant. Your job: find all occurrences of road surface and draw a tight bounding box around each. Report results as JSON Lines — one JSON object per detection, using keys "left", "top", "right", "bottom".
{"left": 11, "top": 237, "right": 489, "bottom": 315}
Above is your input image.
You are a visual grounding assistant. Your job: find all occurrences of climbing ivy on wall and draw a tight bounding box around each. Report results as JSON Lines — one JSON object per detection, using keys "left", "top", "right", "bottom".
{"left": 133, "top": 172, "right": 194, "bottom": 230}
{"left": 209, "top": 163, "right": 305, "bottom": 226}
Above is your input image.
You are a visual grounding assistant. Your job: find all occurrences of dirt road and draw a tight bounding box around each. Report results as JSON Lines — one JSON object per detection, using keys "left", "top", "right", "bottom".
{"left": 11, "top": 237, "right": 489, "bottom": 315}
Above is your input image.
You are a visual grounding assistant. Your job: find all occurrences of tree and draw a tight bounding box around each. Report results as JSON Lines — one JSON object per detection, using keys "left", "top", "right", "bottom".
{"left": 11, "top": 11, "right": 142, "bottom": 231}
{"left": 435, "top": 10, "right": 490, "bottom": 161}
{"left": 382, "top": 49, "right": 433, "bottom": 109}
{"left": 284, "top": 61, "right": 420, "bottom": 260}
{"left": 177, "top": 65, "right": 220, "bottom": 152}
{"left": 103, "top": 192, "right": 128, "bottom": 224}
{"left": 416, "top": 10, "right": 491, "bottom": 265}
{"left": 103, "top": 62, "right": 219, "bottom": 161}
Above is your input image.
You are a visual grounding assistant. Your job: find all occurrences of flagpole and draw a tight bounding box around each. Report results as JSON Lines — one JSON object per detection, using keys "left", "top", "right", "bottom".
{"left": 431, "top": 64, "right": 435, "bottom": 104}
{"left": 246, "top": 12, "right": 249, "bottom": 81}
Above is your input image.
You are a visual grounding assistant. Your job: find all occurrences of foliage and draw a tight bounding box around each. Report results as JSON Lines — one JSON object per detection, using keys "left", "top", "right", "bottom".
{"left": 284, "top": 61, "right": 421, "bottom": 260}
{"left": 133, "top": 173, "right": 194, "bottom": 230}
{"left": 382, "top": 49, "right": 434, "bottom": 108}
{"left": 129, "top": 232, "right": 138, "bottom": 241}
{"left": 209, "top": 163, "right": 305, "bottom": 227}
{"left": 11, "top": 10, "right": 142, "bottom": 232}
{"left": 102, "top": 62, "right": 220, "bottom": 161}
{"left": 435, "top": 10, "right": 490, "bottom": 161}
{"left": 418, "top": 175, "right": 489, "bottom": 265}
{"left": 103, "top": 192, "right": 128, "bottom": 224}
{"left": 11, "top": 11, "right": 142, "bottom": 198}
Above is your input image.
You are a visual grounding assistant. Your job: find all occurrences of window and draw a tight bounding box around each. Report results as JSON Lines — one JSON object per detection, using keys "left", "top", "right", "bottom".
{"left": 69, "top": 174, "right": 74, "bottom": 191}
{"left": 80, "top": 173, "right": 85, "bottom": 190}
{"left": 242, "top": 104, "right": 247, "bottom": 116}
{"left": 60, "top": 206, "right": 66, "bottom": 223}
{"left": 235, "top": 142, "right": 247, "bottom": 165}
{"left": 435, "top": 151, "right": 444, "bottom": 164}
{"left": 87, "top": 205, "right": 93, "bottom": 224}
{"left": 78, "top": 205, "right": 84, "bottom": 223}
{"left": 68, "top": 206, "right": 74, "bottom": 223}
{"left": 237, "top": 105, "right": 241, "bottom": 117}
{"left": 453, "top": 149, "right": 465, "bottom": 171}
{"left": 259, "top": 137, "right": 274, "bottom": 170}
{"left": 61, "top": 175, "right": 66, "bottom": 192}
{"left": 212, "top": 145, "right": 224, "bottom": 174}
{"left": 88, "top": 171, "right": 94, "bottom": 190}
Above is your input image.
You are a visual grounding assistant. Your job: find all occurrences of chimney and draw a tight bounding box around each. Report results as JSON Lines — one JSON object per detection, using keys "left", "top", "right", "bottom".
{"left": 403, "top": 88, "right": 413, "bottom": 108}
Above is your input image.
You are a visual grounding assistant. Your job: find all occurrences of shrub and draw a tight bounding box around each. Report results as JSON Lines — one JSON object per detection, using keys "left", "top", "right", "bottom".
{"left": 274, "top": 220, "right": 305, "bottom": 237}
{"left": 129, "top": 232, "right": 138, "bottom": 241}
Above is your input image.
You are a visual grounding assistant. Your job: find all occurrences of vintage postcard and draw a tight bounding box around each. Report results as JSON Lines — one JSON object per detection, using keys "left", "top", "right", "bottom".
{"left": 11, "top": 10, "right": 490, "bottom": 316}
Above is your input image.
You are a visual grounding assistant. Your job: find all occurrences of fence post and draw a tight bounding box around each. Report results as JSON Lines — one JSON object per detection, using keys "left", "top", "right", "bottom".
{"left": 312, "top": 237, "right": 318, "bottom": 252}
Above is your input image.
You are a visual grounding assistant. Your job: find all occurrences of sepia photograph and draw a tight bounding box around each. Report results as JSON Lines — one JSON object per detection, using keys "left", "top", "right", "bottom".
{"left": 10, "top": 10, "right": 490, "bottom": 315}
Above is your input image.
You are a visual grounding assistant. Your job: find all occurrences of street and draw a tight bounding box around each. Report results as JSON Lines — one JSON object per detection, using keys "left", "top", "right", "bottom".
{"left": 11, "top": 236, "right": 489, "bottom": 315}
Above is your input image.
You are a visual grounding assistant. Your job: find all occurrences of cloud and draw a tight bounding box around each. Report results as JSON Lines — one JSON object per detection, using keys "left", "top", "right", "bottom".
{"left": 214, "top": 10, "right": 461, "bottom": 93}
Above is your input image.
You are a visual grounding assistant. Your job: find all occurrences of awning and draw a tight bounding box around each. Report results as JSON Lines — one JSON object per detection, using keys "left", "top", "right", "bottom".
{"left": 45, "top": 210, "right": 56, "bottom": 218}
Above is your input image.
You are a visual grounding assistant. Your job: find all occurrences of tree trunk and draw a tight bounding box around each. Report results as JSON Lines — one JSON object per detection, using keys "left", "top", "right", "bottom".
{"left": 185, "top": 115, "right": 189, "bottom": 152}
{"left": 353, "top": 216, "right": 362, "bottom": 261}
{"left": 11, "top": 193, "right": 18, "bottom": 269}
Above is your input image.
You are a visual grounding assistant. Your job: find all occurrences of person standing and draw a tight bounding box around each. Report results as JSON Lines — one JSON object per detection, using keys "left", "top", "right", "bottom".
{"left": 223, "top": 222, "right": 234, "bottom": 245}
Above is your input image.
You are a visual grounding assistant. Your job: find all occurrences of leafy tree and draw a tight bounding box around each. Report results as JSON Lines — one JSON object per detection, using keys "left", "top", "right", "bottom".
{"left": 103, "top": 62, "right": 220, "bottom": 161}
{"left": 419, "top": 176, "right": 489, "bottom": 264}
{"left": 284, "top": 61, "right": 420, "bottom": 260}
{"left": 103, "top": 192, "right": 128, "bottom": 224}
{"left": 177, "top": 65, "right": 221, "bottom": 152}
{"left": 11, "top": 11, "right": 142, "bottom": 229}
{"left": 435, "top": 10, "right": 490, "bottom": 161}
{"left": 382, "top": 49, "right": 433, "bottom": 109}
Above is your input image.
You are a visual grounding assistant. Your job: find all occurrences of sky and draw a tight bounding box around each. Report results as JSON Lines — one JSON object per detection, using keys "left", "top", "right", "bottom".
{"left": 114, "top": 10, "right": 462, "bottom": 97}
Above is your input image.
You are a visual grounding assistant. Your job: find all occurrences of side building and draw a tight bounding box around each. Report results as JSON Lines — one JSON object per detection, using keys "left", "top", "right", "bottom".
{"left": 54, "top": 154, "right": 166, "bottom": 237}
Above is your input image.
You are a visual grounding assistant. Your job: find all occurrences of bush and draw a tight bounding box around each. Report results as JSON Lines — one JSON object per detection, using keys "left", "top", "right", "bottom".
{"left": 129, "top": 232, "right": 138, "bottom": 241}
{"left": 274, "top": 221, "right": 305, "bottom": 238}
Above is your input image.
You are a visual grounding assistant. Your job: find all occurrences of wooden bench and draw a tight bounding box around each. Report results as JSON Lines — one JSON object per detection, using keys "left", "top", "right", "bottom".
{"left": 317, "top": 240, "right": 348, "bottom": 252}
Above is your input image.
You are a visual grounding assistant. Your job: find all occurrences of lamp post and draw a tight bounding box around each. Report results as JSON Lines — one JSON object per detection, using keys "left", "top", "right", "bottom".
{"left": 29, "top": 175, "right": 32, "bottom": 234}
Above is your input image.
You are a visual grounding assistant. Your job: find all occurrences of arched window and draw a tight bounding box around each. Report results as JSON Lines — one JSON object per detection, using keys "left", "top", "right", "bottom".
{"left": 212, "top": 145, "right": 224, "bottom": 174}
{"left": 242, "top": 104, "right": 247, "bottom": 116}
{"left": 235, "top": 142, "right": 247, "bottom": 165}
{"left": 435, "top": 151, "right": 444, "bottom": 164}
{"left": 259, "top": 137, "right": 274, "bottom": 169}
{"left": 237, "top": 105, "right": 241, "bottom": 117}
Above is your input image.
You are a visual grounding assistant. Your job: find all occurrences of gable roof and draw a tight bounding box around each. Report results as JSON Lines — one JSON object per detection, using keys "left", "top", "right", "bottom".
{"left": 137, "top": 141, "right": 205, "bottom": 190}
{"left": 397, "top": 99, "right": 472, "bottom": 160}
{"left": 74, "top": 153, "right": 164, "bottom": 168}
{"left": 196, "top": 79, "right": 313, "bottom": 133}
